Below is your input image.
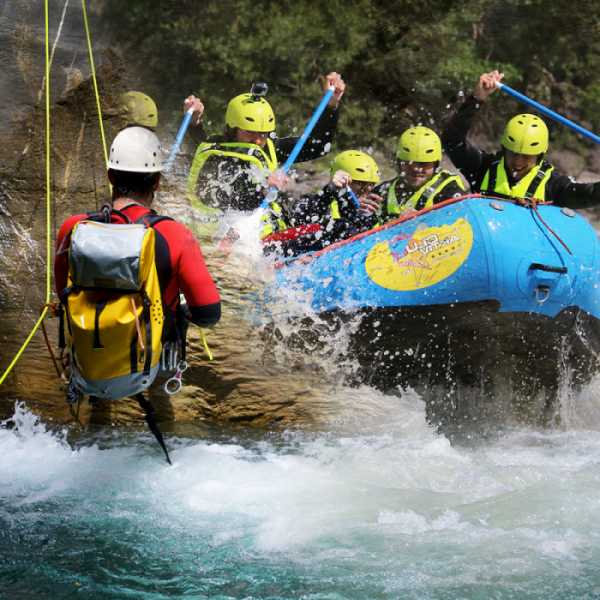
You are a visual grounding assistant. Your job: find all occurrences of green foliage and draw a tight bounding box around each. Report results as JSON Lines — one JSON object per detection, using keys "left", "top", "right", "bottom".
{"left": 578, "top": 84, "right": 600, "bottom": 135}
{"left": 98, "top": 0, "right": 600, "bottom": 155}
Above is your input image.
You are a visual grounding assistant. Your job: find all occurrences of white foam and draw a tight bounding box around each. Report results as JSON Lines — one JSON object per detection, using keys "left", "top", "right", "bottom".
{"left": 3, "top": 396, "right": 600, "bottom": 572}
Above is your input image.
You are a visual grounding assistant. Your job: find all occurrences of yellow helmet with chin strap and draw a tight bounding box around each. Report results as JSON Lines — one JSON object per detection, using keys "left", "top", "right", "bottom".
{"left": 114, "top": 92, "right": 158, "bottom": 129}
{"left": 226, "top": 94, "right": 275, "bottom": 132}
{"left": 397, "top": 127, "right": 442, "bottom": 162}
{"left": 501, "top": 114, "right": 548, "bottom": 155}
{"left": 330, "top": 150, "right": 381, "bottom": 183}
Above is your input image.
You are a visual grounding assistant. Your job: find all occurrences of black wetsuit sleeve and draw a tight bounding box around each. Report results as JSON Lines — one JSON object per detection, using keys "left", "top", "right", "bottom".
{"left": 291, "top": 192, "right": 322, "bottom": 226}
{"left": 434, "top": 180, "right": 467, "bottom": 204}
{"left": 274, "top": 107, "right": 339, "bottom": 164}
{"left": 190, "top": 302, "right": 221, "bottom": 328}
{"left": 186, "top": 121, "right": 207, "bottom": 147}
{"left": 441, "top": 95, "right": 499, "bottom": 191}
{"left": 291, "top": 183, "right": 356, "bottom": 226}
{"left": 546, "top": 172, "right": 600, "bottom": 209}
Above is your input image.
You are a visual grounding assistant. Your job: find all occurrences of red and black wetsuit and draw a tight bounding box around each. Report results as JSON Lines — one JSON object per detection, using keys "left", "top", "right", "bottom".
{"left": 54, "top": 204, "right": 221, "bottom": 328}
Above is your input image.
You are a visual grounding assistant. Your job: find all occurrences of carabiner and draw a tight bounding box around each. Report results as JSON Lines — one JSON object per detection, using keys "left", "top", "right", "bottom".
{"left": 164, "top": 360, "right": 188, "bottom": 395}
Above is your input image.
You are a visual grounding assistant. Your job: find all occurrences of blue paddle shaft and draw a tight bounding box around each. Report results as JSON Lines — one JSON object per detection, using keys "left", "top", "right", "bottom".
{"left": 164, "top": 107, "right": 194, "bottom": 174}
{"left": 259, "top": 87, "right": 335, "bottom": 210}
{"left": 347, "top": 188, "right": 361, "bottom": 208}
{"left": 495, "top": 82, "right": 600, "bottom": 146}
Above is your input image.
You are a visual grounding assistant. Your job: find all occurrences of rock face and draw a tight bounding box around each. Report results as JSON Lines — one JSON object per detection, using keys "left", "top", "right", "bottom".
{"left": 0, "top": 13, "right": 347, "bottom": 428}
{"left": 0, "top": 7, "right": 126, "bottom": 424}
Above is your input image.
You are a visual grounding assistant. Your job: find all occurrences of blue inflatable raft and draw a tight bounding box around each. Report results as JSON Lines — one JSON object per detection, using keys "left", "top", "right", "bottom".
{"left": 267, "top": 195, "right": 600, "bottom": 417}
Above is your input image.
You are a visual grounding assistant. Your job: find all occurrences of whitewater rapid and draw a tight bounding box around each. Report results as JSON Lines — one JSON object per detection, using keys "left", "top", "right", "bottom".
{"left": 3, "top": 380, "right": 600, "bottom": 598}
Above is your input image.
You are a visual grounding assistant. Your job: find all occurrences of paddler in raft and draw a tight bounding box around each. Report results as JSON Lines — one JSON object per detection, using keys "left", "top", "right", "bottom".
{"left": 442, "top": 70, "right": 600, "bottom": 207}
{"left": 270, "top": 150, "right": 382, "bottom": 253}
{"left": 361, "top": 126, "right": 466, "bottom": 228}
{"left": 105, "top": 90, "right": 206, "bottom": 146}
{"left": 185, "top": 74, "right": 345, "bottom": 235}
{"left": 291, "top": 149, "right": 381, "bottom": 231}
{"left": 293, "top": 128, "right": 464, "bottom": 230}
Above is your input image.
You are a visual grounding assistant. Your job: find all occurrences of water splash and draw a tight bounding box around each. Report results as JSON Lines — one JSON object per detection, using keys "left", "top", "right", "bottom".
{"left": 3, "top": 400, "right": 600, "bottom": 598}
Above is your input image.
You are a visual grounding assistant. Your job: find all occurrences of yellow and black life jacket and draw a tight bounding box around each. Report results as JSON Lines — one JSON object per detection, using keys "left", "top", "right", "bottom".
{"left": 379, "top": 170, "right": 464, "bottom": 225}
{"left": 186, "top": 138, "right": 278, "bottom": 206}
{"left": 259, "top": 200, "right": 289, "bottom": 239}
{"left": 480, "top": 158, "right": 553, "bottom": 201}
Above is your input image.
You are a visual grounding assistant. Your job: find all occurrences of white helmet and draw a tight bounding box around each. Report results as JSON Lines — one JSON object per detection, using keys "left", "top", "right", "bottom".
{"left": 107, "top": 126, "right": 163, "bottom": 172}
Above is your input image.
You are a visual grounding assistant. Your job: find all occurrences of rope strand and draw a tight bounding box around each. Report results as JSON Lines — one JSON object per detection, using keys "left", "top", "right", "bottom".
{"left": 0, "top": 0, "right": 52, "bottom": 387}
{"left": 81, "top": 0, "right": 108, "bottom": 166}
{"left": 515, "top": 197, "right": 573, "bottom": 255}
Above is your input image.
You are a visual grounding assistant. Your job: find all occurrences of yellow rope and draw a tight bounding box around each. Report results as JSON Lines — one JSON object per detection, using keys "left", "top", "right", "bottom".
{"left": 45, "top": 1, "right": 51, "bottom": 312}
{"left": 200, "top": 328, "right": 214, "bottom": 361}
{"left": 81, "top": 0, "right": 108, "bottom": 165}
{"left": 0, "top": 0, "right": 52, "bottom": 387}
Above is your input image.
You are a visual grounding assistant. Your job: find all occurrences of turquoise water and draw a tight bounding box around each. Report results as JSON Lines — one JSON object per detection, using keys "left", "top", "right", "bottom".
{"left": 3, "top": 388, "right": 600, "bottom": 599}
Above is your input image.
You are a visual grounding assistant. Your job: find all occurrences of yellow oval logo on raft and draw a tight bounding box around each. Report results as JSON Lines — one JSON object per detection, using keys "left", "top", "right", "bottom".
{"left": 365, "top": 218, "right": 473, "bottom": 291}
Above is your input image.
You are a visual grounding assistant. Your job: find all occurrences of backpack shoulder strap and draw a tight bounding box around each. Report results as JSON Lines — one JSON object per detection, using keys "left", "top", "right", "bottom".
{"left": 134, "top": 213, "right": 174, "bottom": 228}
{"left": 134, "top": 213, "right": 175, "bottom": 302}
{"left": 86, "top": 203, "right": 134, "bottom": 224}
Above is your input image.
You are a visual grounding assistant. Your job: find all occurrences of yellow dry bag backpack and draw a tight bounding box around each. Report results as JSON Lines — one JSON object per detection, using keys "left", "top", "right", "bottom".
{"left": 59, "top": 207, "right": 172, "bottom": 400}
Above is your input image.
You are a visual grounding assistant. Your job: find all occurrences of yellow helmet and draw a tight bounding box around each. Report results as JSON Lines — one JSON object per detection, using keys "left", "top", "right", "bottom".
{"left": 501, "top": 114, "right": 548, "bottom": 155}
{"left": 396, "top": 126, "right": 442, "bottom": 162}
{"left": 330, "top": 150, "right": 381, "bottom": 183}
{"left": 226, "top": 94, "right": 275, "bottom": 132}
{"left": 114, "top": 91, "right": 158, "bottom": 129}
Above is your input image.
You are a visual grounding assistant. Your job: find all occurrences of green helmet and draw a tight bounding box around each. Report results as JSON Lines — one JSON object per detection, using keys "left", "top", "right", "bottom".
{"left": 330, "top": 150, "right": 381, "bottom": 183}
{"left": 226, "top": 94, "right": 275, "bottom": 132}
{"left": 501, "top": 114, "right": 548, "bottom": 155}
{"left": 396, "top": 126, "right": 442, "bottom": 162}
{"left": 114, "top": 92, "right": 158, "bottom": 129}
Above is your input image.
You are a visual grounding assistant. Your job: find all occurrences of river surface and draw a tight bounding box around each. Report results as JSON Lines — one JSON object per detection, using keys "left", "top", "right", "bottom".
{"left": 3, "top": 381, "right": 600, "bottom": 599}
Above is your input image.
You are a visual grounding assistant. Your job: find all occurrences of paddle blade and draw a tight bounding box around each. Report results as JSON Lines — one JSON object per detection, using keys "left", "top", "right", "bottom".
{"left": 212, "top": 226, "right": 241, "bottom": 266}
{"left": 212, "top": 209, "right": 265, "bottom": 266}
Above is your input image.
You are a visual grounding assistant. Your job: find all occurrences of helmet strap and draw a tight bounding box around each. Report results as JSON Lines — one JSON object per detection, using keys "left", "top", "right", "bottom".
{"left": 226, "top": 126, "right": 238, "bottom": 142}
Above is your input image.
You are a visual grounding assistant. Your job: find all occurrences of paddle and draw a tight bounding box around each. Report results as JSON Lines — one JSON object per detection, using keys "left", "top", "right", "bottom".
{"left": 213, "top": 86, "right": 336, "bottom": 264}
{"left": 347, "top": 188, "right": 361, "bottom": 208}
{"left": 495, "top": 82, "right": 600, "bottom": 145}
{"left": 163, "top": 106, "right": 194, "bottom": 174}
{"left": 258, "top": 86, "right": 335, "bottom": 209}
